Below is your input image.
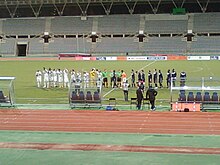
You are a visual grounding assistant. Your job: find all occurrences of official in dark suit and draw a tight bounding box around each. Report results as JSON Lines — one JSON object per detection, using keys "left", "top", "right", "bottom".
{"left": 136, "top": 87, "right": 143, "bottom": 110}
{"left": 146, "top": 86, "right": 158, "bottom": 111}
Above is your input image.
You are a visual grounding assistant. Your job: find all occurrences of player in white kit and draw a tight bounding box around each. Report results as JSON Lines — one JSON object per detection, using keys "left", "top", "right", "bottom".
{"left": 43, "top": 67, "right": 49, "bottom": 88}
{"left": 35, "top": 70, "right": 42, "bottom": 88}
{"left": 57, "top": 69, "right": 63, "bottom": 88}
{"left": 63, "top": 68, "right": 69, "bottom": 88}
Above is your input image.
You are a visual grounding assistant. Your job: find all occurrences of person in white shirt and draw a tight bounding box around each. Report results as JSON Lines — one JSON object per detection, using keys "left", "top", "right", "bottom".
{"left": 48, "top": 68, "right": 53, "bottom": 88}
{"left": 122, "top": 80, "right": 129, "bottom": 101}
{"left": 63, "top": 68, "right": 69, "bottom": 88}
{"left": 97, "top": 70, "right": 102, "bottom": 82}
{"left": 83, "top": 71, "right": 89, "bottom": 88}
{"left": 75, "top": 72, "right": 82, "bottom": 94}
{"left": 96, "top": 70, "right": 102, "bottom": 91}
{"left": 43, "top": 67, "right": 49, "bottom": 88}
{"left": 70, "top": 69, "right": 76, "bottom": 83}
{"left": 57, "top": 69, "right": 63, "bottom": 88}
{"left": 35, "top": 70, "right": 42, "bottom": 88}
{"left": 52, "top": 69, "right": 58, "bottom": 87}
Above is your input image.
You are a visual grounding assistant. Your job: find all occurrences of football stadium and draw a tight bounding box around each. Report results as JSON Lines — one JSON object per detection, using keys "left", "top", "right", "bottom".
{"left": 1, "top": 0, "right": 220, "bottom": 164}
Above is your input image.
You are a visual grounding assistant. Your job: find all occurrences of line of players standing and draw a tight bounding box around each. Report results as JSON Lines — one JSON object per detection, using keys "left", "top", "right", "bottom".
{"left": 130, "top": 69, "right": 186, "bottom": 89}
{"left": 35, "top": 67, "right": 103, "bottom": 89}
{"left": 35, "top": 67, "right": 186, "bottom": 90}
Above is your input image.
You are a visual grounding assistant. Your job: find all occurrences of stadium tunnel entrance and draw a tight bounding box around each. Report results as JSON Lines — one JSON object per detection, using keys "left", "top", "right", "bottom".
{"left": 16, "top": 42, "right": 28, "bottom": 56}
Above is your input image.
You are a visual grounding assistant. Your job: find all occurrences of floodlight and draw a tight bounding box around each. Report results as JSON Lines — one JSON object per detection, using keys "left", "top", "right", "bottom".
{"left": 139, "top": 30, "right": 144, "bottom": 34}
{"left": 187, "top": 30, "right": 193, "bottom": 34}
{"left": 44, "top": 32, "right": 49, "bottom": 36}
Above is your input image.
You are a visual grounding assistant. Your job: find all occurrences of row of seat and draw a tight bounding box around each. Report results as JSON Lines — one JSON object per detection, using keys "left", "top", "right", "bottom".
{"left": 71, "top": 91, "right": 101, "bottom": 104}
{"left": 178, "top": 91, "right": 219, "bottom": 103}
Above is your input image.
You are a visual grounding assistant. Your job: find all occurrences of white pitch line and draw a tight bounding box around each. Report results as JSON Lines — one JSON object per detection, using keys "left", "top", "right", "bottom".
{"left": 189, "top": 66, "right": 203, "bottom": 73}
{"left": 103, "top": 61, "right": 156, "bottom": 98}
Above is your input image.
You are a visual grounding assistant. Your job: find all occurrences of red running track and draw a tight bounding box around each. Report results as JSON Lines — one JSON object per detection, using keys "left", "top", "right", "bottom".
{"left": 1, "top": 109, "right": 220, "bottom": 135}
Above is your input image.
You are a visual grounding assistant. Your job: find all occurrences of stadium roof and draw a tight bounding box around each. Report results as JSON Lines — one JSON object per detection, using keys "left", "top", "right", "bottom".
{"left": 0, "top": 0, "right": 220, "bottom": 18}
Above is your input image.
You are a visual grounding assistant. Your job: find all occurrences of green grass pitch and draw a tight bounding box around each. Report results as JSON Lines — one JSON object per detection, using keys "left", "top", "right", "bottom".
{"left": 0, "top": 60, "right": 219, "bottom": 107}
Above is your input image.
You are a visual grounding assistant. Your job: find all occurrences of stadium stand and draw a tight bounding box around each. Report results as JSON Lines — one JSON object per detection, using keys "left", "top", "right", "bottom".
{"left": 1, "top": 12, "right": 220, "bottom": 56}
{"left": 193, "top": 13, "right": 220, "bottom": 33}
{"left": 50, "top": 17, "right": 93, "bottom": 34}
{"left": 2, "top": 18, "right": 45, "bottom": 35}
{"left": 98, "top": 15, "right": 140, "bottom": 34}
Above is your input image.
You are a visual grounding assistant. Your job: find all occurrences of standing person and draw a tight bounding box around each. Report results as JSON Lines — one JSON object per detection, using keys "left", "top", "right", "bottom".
{"left": 116, "top": 70, "right": 122, "bottom": 88}
{"left": 83, "top": 71, "right": 89, "bottom": 88}
{"left": 42, "top": 67, "right": 49, "bottom": 88}
{"left": 146, "top": 86, "right": 158, "bottom": 111}
{"left": 122, "top": 80, "right": 129, "bottom": 101}
{"left": 171, "top": 69, "right": 177, "bottom": 87}
{"left": 137, "top": 71, "right": 142, "bottom": 82}
{"left": 136, "top": 86, "right": 143, "bottom": 110}
{"left": 131, "top": 69, "right": 136, "bottom": 88}
{"left": 166, "top": 69, "right": 171, "bottom": 88}
{"left": 35, "top": 70, "right": 42, "bottom": 88}
{"left": 121, "top": 70, "right": 127, "bottom": 85}
{"left": 70, "top": 69, "right": 76, "bottom": 83}
{"left": 75, "top": 72, "right": 82, "bottom": 94}
{"left": 141, "top": 70, "right": 145, "bottom": 85}
{"left": 153, "top": 69, "right": 158, "bottom": 88}
{"left": 148, "top": 70, "right": 152, "bottom": 87}
{"left": 180, "top": 71, "right": 187, "bottom": 87}
{"left": 102, "top": 69, "right": 108, "bottom": 87}
{"left": 110, "top": 70, "right": 117, "bottom": 88}
{"left": 158, "top": 70, "right": 163, "bottom": 88}
{"left": 52, "top": 69, "right": 58, "bottom": 87}
{"left": 96, "top": 71, "right": 102, "bottom": 93}
{"left": 48, "top": 68, "right": 53, "bottom": 88}
{"left": 63, "top": 68, "right": 69, "bottom": 88}
{"left": 57, "top": 69, "right": 63, "bottom": 88}
{"left": 90, "top": 68, "right": 96, "bottom": 87}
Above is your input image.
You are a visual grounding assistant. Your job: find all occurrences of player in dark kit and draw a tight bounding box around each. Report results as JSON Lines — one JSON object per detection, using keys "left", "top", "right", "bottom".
{"left": 180, "top": 71, "right": 187, "bottom": 87}
{"left": 171, "top": 69, "right": 177, "bottom": 87}
{"left": 141, "top": 70, "right": 145, "bottom": 84}
{"left": 153, "top": 69, "right": 158, "bottom": 88}
{"left": 158, "top": 70, "right": 163, "bottom": 88}
{"left": 148, "top": 70, "right": 152, "bottom": 87}
{"left": 166, "top": 69, "right": 171, "bottom": 88}
{"left": 131, "top": 69, "right": 136, "bottom": 87}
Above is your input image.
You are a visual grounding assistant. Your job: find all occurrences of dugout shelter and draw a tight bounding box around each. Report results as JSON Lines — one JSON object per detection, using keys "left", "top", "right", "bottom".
{"left": 0, "top": 76, "right": 16, "bottom": 107}
{"left": 69, "top": 77, "right": 102, "bottom": 108}
{"left": 170, "top": 77, "right": 220, "bottom": 111}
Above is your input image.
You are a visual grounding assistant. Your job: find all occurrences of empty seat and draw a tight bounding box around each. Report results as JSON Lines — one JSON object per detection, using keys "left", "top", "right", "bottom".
{"left": 203, "top": 92, "right": 211, "bottom": 103}
{"left": 71, "top": 91, "right": 78, "bottom": 103}
{"left": 109, "top": 98, "right": 116, "bottom": 107}
{"left": 78, "top": 91, "right": 85, "bottom": 103}
{"left": 180, "top": 90, "right": 185, "bottom": 94}
{"left": 86, "top": 91, "right": 93, "bottom": 103}
{"left": 93, "top": 91, "right": 101, "bottom": 103}
{"left": 187, "top": 92, "right": 194, "bottom": 102}
{"left": 195, "top": 92, "right": 202, "bottom": 102}
{"left": 178, "top": 93, "right": 186, "bottom": 102}
{"left": 212, "top": 92, "right": 219, "bottom": 102}
{"left": 130, "top": 97, "right": 137, "bottom": 109}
